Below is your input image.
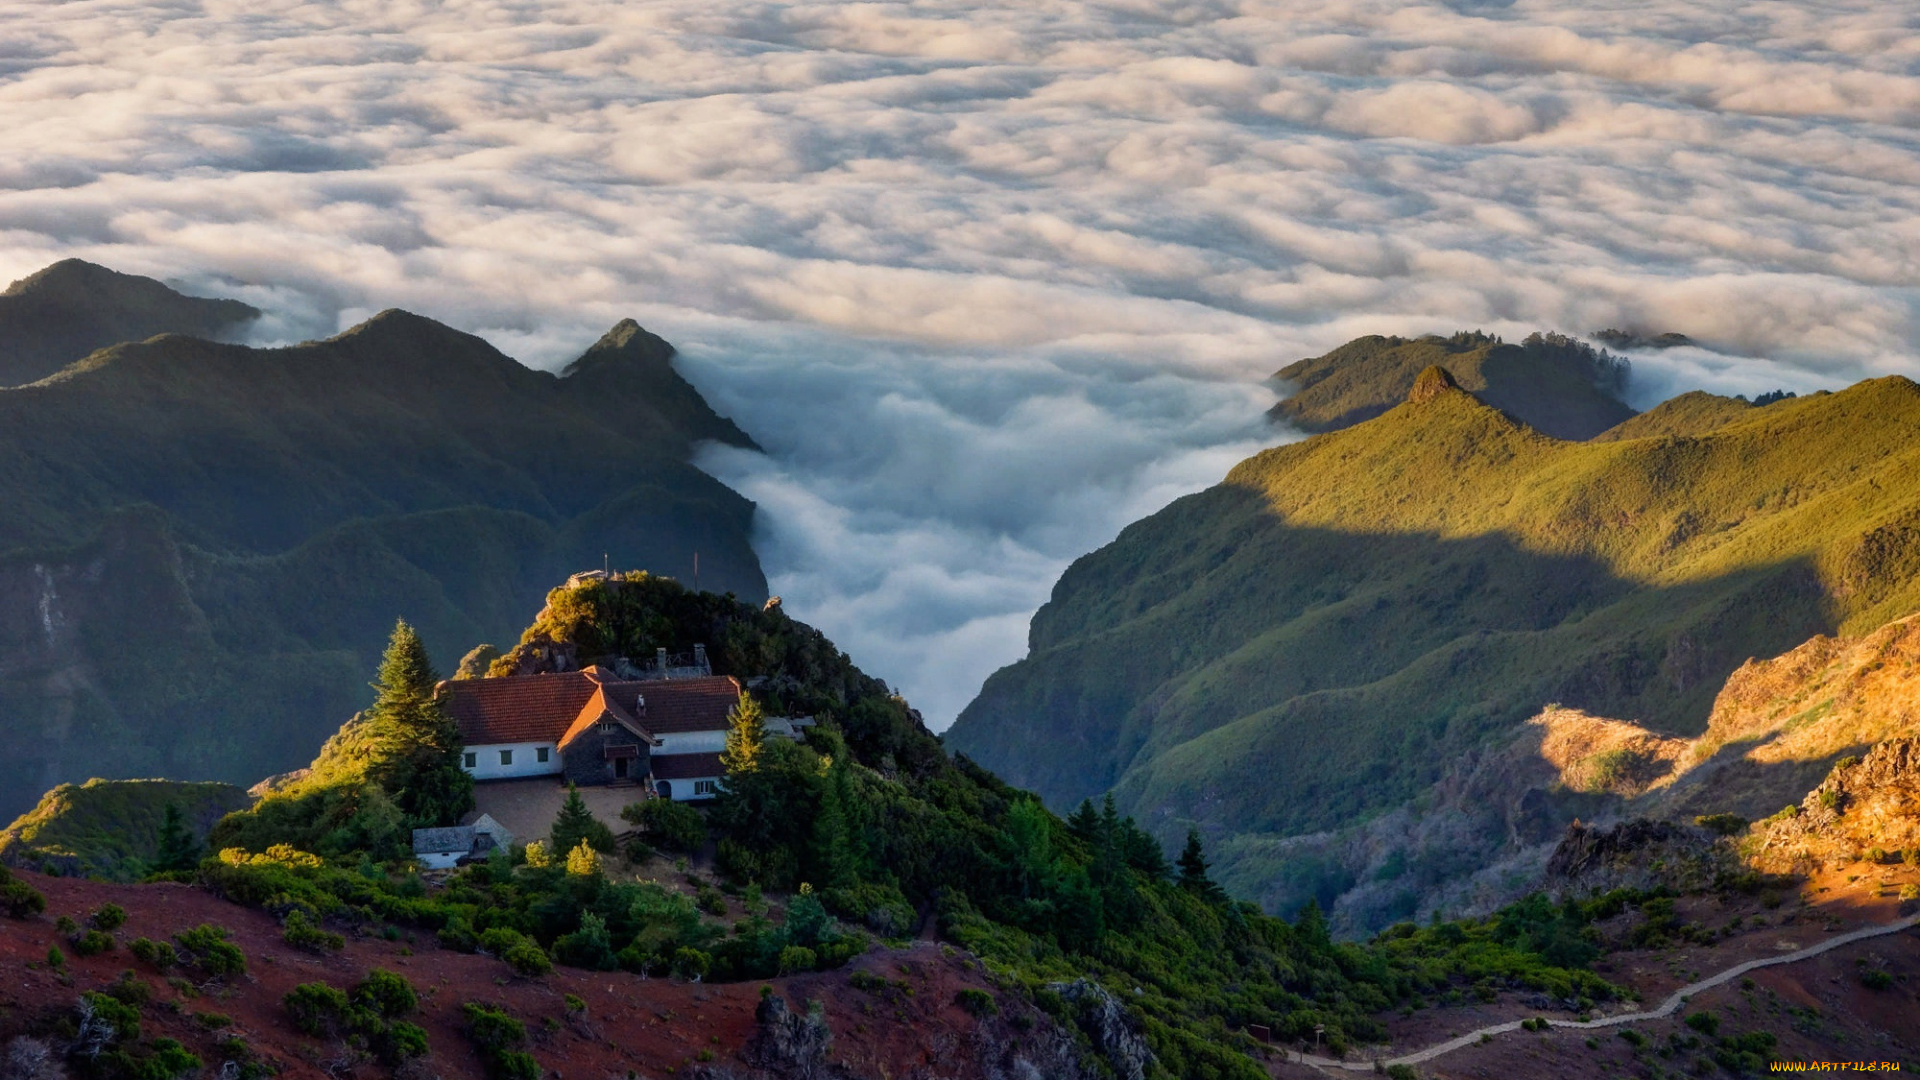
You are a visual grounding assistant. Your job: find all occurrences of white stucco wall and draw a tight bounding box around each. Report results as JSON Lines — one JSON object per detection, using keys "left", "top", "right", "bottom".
{"left": 654, "top": 774, "right": 723, "bottom": 802}
{"left": 653, "top": 730, "right": 726, "bottom": 754}
{"left": 462, "top": 741, "right": 561, "bottom": 781}
{"left": 416, "top": 851, "right": 463, "bottom": 870}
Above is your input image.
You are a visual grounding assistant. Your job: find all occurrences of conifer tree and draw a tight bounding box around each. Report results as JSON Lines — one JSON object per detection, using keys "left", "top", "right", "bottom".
{"left": 367, "top": 618, "right": 472, "bottom": 828}
{"left": 719, "top": 692, "right": 768, "bottom": 775}
{"left": 1177, "top": 828, "right": 1227, "bottom": 904}
{"left": 1065, "top": 799, "right": 1099, "bottom": 845}
{"left": 551, "top": 783, "right": 613, "bottom": 854}
{"left": 153, "top": 803, "right": 200, "bottom": 873}
{"left": 809, "top": 756, "right": 856, "bottom": 889}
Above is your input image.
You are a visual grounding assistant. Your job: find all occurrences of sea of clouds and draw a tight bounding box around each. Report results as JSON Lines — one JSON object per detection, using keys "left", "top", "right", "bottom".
{"left": 1, "top": 0, "right": 1916, "bottom": 725}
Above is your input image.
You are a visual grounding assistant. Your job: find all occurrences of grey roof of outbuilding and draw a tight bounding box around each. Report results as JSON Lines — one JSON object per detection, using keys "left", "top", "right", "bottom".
{"left": 412, "top": 826, "right": 477, "bottom": 854}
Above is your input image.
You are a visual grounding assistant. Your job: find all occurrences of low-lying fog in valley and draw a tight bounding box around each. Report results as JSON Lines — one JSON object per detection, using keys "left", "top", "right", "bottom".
{"left": 2, "top": 0, "right": 1916, "bottom": 724}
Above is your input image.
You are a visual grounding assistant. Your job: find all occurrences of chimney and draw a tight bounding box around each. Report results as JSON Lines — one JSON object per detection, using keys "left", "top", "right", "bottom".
{"left": 693, "top": 644, "right": 707, "bottom": 670}
{"left": 656, "top": 647, "right": 668, "bottom": 674}
{"left": 635, "top": 693, "right": 647, "bottom": 717}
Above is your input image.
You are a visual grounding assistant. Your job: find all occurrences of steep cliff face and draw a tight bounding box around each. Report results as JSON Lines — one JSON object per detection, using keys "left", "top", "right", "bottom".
{"left": 949, "top": 363, "right": 1920, "bottom": 925}
{"left": 1747, "top": 738, "right": 1920, "bottom": 873}
{"left": 0, "top": 275, "right": 768, "bottom": 817}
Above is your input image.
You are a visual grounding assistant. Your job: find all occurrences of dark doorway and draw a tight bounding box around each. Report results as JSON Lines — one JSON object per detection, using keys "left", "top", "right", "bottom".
{"left": 614, "top": 756, "right": 629, "bottom": 780}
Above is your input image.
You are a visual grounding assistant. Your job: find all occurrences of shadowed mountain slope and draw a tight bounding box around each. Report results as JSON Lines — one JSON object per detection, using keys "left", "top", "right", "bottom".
{"left": 1270, "top": 331, "right": 1635, "bottom": 439}
{"left": 947, "top": 369, "right": 1920, "bottom": 909}
{"left": 0, "top": 304, "right": 766, "bottom": 817}
{"left": 0, "top": 260, "right": 258, "bottom": 386}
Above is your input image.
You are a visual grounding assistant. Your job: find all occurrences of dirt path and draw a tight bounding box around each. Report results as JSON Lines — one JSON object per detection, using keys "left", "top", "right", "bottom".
{"left": 1282, "top": 912, "right": 1920, "bottom": 1071}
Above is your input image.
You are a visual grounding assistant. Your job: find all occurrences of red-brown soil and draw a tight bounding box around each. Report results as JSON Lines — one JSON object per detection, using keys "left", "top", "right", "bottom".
{"left": 0, "top": 872, "right": 1035, "bottom": 1079}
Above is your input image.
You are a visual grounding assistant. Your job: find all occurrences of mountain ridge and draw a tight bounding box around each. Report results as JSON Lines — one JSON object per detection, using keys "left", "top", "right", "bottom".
{"left": 0, "top": 267, "right": 768, "bottom": 818}
{"left": 949, "top": 358, "right": 1920, "bottom": 923}
{"left": 0, "top": 259, "right": 259, "bottom": 386}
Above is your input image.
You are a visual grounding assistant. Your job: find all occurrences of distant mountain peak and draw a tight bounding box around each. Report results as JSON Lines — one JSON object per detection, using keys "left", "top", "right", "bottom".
{"left": 0, "top": 259, "right": 259, "bottom": 386}
{"left": 565, "top": 318, "right": 676, "bottom": 376}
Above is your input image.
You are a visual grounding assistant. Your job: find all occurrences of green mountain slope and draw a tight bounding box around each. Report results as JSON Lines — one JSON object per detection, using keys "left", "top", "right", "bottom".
{"left": 0, "top": 303, "right": 766, "bottom": 818}
{"left": 1590, "top": 389, "right": 1768, "bottom": 442}
{"left": 947, "top": 366, "right": 1920, "bottom": 914}
{"left": 1270, "top": 331, "right": 1635, "bottom": 439}
{"left": 0, "top": 778, "right": 249, "bottom": 879}
{"left": 0, "top": 260, "right": 258, "bottom": 386}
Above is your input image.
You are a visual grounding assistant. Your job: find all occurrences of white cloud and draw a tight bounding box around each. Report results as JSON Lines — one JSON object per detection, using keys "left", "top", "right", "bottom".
{"left": 0, "top": 0, "right": 1916, "bottom": 726}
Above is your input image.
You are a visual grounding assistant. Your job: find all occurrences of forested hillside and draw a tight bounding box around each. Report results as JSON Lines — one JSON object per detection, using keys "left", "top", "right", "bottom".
{"left": 948, "top": 362, "right": 1920, "bottom": 918}
{"left": 0, "top": 278, "right": 766, "bottom": 817}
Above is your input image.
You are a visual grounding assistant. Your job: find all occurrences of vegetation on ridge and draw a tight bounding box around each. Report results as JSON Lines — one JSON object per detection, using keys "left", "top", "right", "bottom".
{"left": 949, "top": 361, "right": 1920, "bottom": 920}
{"left": 194, "top": 574, "right": 1631, "bottom": 1079}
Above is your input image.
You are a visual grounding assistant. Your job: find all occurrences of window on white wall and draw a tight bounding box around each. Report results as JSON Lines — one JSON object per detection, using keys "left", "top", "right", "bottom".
{"left": 463, "top": 752, "right": 476, "bottom": 768}
{"left": 694, "top": 780, "right": 718, "bottom": 796}
{"left": 537, "top": 747, "right": 550, "bottom": 763}
{"left": 500, "top": 749, "right": 513, "bottom": 766}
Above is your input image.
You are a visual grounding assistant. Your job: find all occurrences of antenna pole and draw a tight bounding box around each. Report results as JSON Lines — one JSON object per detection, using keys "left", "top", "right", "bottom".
{"left": 694, "top": 551, "right": 700, "bottom": 593}
{"left": 603, "top": 552, "right": 608, "bottom": 577}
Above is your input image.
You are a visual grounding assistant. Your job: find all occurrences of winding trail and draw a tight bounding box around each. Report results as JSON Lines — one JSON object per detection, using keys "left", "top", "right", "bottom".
{"left": 1282, "top": 912, "right": 1920, "bottom": 1072}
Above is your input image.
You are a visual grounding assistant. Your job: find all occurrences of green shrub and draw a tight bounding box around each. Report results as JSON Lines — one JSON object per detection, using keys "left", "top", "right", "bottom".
{"left": 174, "top": 924, "right": 246, "bottom": 977}
{"left": 1618, "top": 1028, "right": 1646, "bottom": 1047}
{"left": 129, "top": 937, "right": 177, "bottom": 971}
{"left": 463, "top": 1002, "right": 540, "bottom": 1080}
{"left": 0, "top": 878, "right": 46, "bottom": 918}
{"left": 79, "top": 990, "right": 142, "bottom": 1043}
{"left": 1385, "top": 1067, "right": 1418, "bottom": 1080}
{"left": 671, "top": 947, "right": 711, "bottom": 980}
{"left": 284, "top": 982, "right": 352, "bottom": 1037}
{"left": 355, "top": 969, "right": 419, "bottom": 1017}
{"left": 1860, "top": 969, "right": 1893, "bottom": 991}
{"left": 955, "top": 988, "right": 997, "bottom": 1017}
{"left": 282, "top": 909, "right": 345, "bottom": 953}
{"left": 72, "top": 929, "right": 116, "bottom": 956}
{"left": 91, "top": 903, "right": 128, "bottom": 931}
{"left": 1693, "top": 814, "right": 1747, "bottom": 836}
{"left": 777, "top": 946, "right": 817, "bottom": 974}
{"left": 479, "top": 926, "right": 551, "bottom": 977}
{"left": 621, "top": 798, "right": 707, "bottom": 853}
{"left": 1684, "top": 1011, "right": 1719, "bottom": 1037}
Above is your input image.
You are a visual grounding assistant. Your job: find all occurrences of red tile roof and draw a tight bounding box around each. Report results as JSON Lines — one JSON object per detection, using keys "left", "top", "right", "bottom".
{"left": 651, "top": 751, "right": 724, "bottom": 780}
{"left": 441, "top": 673, "right": 598, "bottom": 746}
{"left": 441, "top": 671, "right": 742, "bottom": 747}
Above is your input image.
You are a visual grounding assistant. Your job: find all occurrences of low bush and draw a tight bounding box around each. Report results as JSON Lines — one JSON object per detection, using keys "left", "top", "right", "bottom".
{"left": 129, "top": 937, "right": 177, "bottom": 971}
{"left": 90, "top": 903, "right": 128, "bottom": 931}
{"left": 283, "top": 909, "right": 345, "bottom": 953}
{"left": 622, "top": 798, "right": 708, "bottom": 854}
{"left": 463, "top": 1002, "right": 540, "bottom": 1080}
{"left": 174, "top": 924, "right": 246, "bottom": 977}
{"left": 478, "top": 926, "right": 552, "bottom": 978}
{"left": 71, "top": 929, "right": 115, "bottom": 957}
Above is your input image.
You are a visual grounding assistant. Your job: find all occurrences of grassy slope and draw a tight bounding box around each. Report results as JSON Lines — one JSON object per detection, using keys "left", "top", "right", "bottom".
{"left": 948, "top": 374, "right": 1920, "bottom": 899}
{"left": 0, "top": 778, "right": 250, "bottom": 879}
{"left": 1591, "top": 390, "right": 1766, "bottom": 442}
{"left": 0, "top": 311, "right": 767, "bottom": 817}
{"left": 1269, "top": 332, "right": 1636, "bottom": 439}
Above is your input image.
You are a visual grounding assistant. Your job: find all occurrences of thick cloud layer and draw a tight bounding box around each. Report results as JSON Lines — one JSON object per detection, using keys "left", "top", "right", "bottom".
{"left": 1, "top": 0, "right": 1915, "bottom": 725}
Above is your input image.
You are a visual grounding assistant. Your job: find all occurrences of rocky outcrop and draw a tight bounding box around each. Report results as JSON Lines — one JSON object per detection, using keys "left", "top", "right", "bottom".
{"left": 1048, "top": 981, "right": 1153, "bottom": 1080}
{"left": 747, "top": 992, "right": 833, "bottom": 1079}
{"left": 1749, "top": 738, "right": 1920, "bottom": 872}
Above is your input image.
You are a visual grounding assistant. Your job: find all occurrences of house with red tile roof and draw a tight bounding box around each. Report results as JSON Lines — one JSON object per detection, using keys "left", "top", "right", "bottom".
{"left": 437, "top": 666, "right": 746, "bottom": 801}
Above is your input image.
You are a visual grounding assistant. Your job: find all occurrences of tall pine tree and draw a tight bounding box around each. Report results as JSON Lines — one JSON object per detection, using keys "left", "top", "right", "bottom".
{"left": 1177, "top": 828, "right": 1228, "bottom": 905}
{"left": 367, "top": 618, "right": 473, "bottom": 829}
{"left": 152, "top": 803, "right": 200, "bottom": 874}
{"left": 719, "top": 692, "right": 768, "bottom": 775}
